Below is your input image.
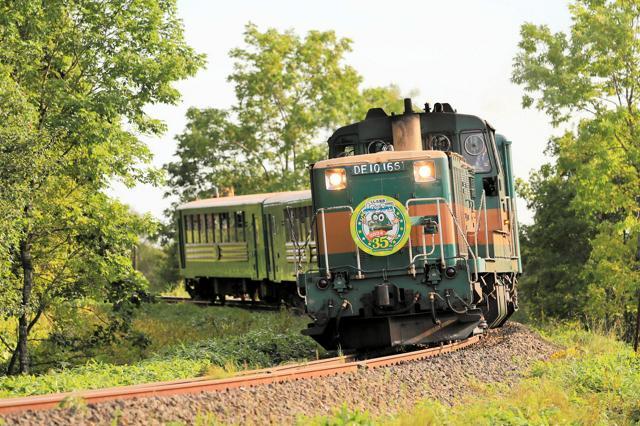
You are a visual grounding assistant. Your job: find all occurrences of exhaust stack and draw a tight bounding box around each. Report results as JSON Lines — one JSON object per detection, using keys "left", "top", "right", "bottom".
{"left": 392, "top": 98, "right": 422, "bottom": 151}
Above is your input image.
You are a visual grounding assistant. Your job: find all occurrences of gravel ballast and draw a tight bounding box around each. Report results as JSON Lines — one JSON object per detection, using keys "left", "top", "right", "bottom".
{"left": 1, "top": 322, "right": 559, "bottom": 425}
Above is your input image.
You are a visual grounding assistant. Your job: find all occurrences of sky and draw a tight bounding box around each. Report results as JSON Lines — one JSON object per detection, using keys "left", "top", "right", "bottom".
{"left": 108, "top": 0, "right": 573, "bottom": 223}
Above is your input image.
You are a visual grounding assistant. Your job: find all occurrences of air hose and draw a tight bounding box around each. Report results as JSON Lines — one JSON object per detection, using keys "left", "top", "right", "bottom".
{"left": 444, "top": 289, "right": 469, "bottom": 314}
{"left": 429, "top": 292, "right": 441, "bottom": 325}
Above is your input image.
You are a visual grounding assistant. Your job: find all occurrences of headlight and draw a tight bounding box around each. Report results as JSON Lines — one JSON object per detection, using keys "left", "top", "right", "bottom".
{"left": 325, "top": 168, "right": 347, "bottom": 190}
{"left": 413, "top": 160, "right": 436, "bottom": 182}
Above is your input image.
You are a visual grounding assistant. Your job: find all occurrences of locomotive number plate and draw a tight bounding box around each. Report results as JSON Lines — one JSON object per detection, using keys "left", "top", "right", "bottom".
{"left": 351, "top": 161, "right": 405, "bottom": 175}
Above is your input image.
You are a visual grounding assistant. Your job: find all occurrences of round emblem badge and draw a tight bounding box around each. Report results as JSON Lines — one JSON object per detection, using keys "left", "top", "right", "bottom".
{"left": 350, "top": 195, "right": 411, "bottom": 256}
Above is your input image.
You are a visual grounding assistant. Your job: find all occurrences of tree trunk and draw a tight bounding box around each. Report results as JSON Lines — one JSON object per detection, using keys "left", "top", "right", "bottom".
{"left": 17, "top": 237, "right": 33, "bottom": 374}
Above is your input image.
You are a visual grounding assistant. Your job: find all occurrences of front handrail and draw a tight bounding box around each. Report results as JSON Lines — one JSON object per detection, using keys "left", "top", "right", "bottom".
{"left": 405, "top": 198, "right": 445, "bottom": 275}
{"left": 316, "top": 206, "right": 364, "bottom": 280}
{"left": 406, "top": 197, "right": 479, "bottom": 282}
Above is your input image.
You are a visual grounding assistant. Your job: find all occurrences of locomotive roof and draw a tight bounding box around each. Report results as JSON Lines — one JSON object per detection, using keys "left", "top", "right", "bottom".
{"left": 177, "top": 190, "right": 311, "bottom": 210}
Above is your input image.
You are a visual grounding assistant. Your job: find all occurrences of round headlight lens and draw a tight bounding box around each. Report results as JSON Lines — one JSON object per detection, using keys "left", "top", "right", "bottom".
{"left": 413, "top": 160, "right": 436, "bottom": 182}
{"left": 329, "top": 172, "right": 343, "bottom": 186}
{"left": 324, "top": 168, "right": 347, "bottom": 190}
{"left": 417, "top": 165, "right": 432, "bottom": 179}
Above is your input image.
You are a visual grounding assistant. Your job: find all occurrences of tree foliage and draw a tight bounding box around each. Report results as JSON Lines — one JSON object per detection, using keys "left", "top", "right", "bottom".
{"left": 516, "top": 167, "right": 596, "bottom": 320}
{"left": 0, "top": 0, "right": 204, "bottom": 373}
{"left": 165, "top": 23, "right": 411, "bottom": 202}
{"left": 513, "top": 0, "right": 640, "bottom": 336}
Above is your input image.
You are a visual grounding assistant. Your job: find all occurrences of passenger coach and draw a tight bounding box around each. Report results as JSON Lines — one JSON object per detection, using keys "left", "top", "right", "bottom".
{"left": 176, "top": 190, "right": 315, "bottom": 305}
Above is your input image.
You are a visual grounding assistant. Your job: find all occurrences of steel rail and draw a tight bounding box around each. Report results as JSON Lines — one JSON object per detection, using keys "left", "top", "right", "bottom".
{"left": 0, "top": 335, "right": 481, "bottom": 415}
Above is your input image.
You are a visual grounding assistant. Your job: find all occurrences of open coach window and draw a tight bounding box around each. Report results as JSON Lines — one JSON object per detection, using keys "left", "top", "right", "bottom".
{"left": 460, "top": 131, "right": 491, "bottom": 173}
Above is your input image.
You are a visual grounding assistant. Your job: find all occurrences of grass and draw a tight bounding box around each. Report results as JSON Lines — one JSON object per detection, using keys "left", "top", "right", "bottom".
{"left": 0, "top": 303, "right": 323, "bottom": 398}
{"left": 299, "top": 323, "right": 640, "bottom": 426}
{"left": 116, "top": 302, "right": 310, "bottom": 363}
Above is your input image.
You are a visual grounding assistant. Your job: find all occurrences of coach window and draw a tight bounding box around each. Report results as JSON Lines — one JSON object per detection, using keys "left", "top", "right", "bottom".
{"left": 219, "top": 212, "right": 229, "bottom": 243}
{"left": 298, "top": 207, "right": 307, "bottom": 240}
{"left": 285, "top": 209, "right": 295, "bottom": 241}
{"left": 285, "top": 207, "right": 313, "bottom": 242}
{"left": 285, "top": 208, "right": 299, "bottom": 241}
{"left": 234, "top": 211, "right": 246, "bottom": 242}
{"left": 205, "top": 214, "right": 213, "bottom": 243}
{"left": 196, "top": 214, "right": 203, "bottom": 243}
{"left": 184, "top": 215, "right": 191, "bottom": 244}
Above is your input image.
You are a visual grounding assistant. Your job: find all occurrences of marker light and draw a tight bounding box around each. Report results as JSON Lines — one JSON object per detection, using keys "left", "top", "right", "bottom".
{"left": 325, "top": 168, "right": 347, "bottom": 190}
{"left": 413, "top": 160, "right": 436, "bottom": 182}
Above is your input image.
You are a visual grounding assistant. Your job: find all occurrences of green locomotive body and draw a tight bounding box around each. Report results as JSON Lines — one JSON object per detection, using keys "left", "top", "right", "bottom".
{"left": 300, "top": 100, "right": 521, "bottom": 349}
{"left": 176, "top": 190, "right": 314, "bottom": 304}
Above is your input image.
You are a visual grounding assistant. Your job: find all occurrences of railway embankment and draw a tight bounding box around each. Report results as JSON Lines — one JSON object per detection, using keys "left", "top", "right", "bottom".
{"left": 1, "top": 323, "right": 561, "bottom": 425}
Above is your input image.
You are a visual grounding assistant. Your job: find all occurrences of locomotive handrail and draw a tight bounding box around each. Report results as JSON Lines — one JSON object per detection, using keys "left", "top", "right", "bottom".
{"left": 509, "top": 196, "right": 522, "bottom": 269}
{"left": 475, "top": 190, "right": 490, "bottom": 259}
{"left": 504, "top": 196, "right": 521, "bottom": 263}
{"left": 405, "top": 197, "right": 479, "bottom": 282}
{"left": 411, "top": 233, "right": 437, "bottom": 264}
{"left": 316, "top": 206, "right": 364, "bottom": 280}
{"left": 405, "top": 198, "right": 445, "bottom": 275}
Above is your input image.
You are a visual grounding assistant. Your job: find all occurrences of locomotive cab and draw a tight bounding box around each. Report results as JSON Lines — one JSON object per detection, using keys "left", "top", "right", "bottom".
{"left": 300, "top": 99, "right": 520, "bottom": 350}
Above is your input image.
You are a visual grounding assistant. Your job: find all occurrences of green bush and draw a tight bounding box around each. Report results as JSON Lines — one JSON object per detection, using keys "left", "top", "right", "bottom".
{"left": 0, "top": 303, "right": 320, "bottom": 398}
{"left": 0, "top": 329, "right": 319, "bottom": 398}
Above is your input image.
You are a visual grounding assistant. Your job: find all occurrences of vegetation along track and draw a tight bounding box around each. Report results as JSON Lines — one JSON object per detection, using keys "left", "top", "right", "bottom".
{"left": 0, "top": 336, "right": 481, "bottom": 415}
{"left": 157, "top": 296, "right": 282, "bottom": 311}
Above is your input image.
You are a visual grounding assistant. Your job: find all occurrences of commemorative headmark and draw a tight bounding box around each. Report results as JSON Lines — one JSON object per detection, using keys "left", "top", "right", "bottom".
{"left": 350, "top": 195, "right": 411, "bottom": 256}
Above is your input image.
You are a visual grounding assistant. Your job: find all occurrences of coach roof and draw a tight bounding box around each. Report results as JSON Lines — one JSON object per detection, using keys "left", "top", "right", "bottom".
{"left": 177, "top": 190, "right": 311, "bottom": 210}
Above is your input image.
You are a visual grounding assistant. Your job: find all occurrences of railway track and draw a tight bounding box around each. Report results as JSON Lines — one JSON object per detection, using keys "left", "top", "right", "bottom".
{"left": 0, "top": 335, "right": 481, "bottom": 415}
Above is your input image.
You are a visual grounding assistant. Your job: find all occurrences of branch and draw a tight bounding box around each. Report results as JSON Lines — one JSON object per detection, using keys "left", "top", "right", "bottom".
{"left": 79, "top": 306, "right": 110, "bottom": 326}
{"left": 0, "top": 334, "right": 14, "bottom": 352}
{"left": 613, "top": 132, "right": 640, "bottom": 177}
{"left": 26, "top": 304, "right": 45, "bottom": 333}
{"left": 227, "top": 139, "right": 271, "bottom": 179}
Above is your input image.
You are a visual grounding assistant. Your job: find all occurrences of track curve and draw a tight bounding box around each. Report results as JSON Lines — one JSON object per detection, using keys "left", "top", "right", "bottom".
{"left": 0, "top": 335, "right": 481, "bottom": 415}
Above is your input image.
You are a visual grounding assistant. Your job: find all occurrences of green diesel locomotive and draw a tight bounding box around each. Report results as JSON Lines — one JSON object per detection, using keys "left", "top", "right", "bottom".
{"left": 300, "top": 99, "right": 520, "bottom": 349}
{"left": 176, "top": 98, "right": 520, "bottom": 350}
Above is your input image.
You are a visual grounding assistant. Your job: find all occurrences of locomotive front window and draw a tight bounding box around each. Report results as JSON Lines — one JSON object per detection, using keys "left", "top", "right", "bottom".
{"left": 335, "top": 144, "right": 355, "bottom": 157}
{"left": 461, "top": 131, "right": 491, "bottom": 173}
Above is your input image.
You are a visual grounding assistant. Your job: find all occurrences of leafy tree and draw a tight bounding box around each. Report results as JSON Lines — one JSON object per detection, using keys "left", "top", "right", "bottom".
{"left": 135, "top": 239, "right": 180, "bottom": 294}
{"left": 513, "top": 0, "right": 640, "bottom": 335}
{"left": 516, "top": 167, "right": 595, "bottom": 321}
{"left": 165, "top": 23, "right": 412, "bottom": 203}
{"left": 0, "top": 0, "right": 204, "bottom": 374}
